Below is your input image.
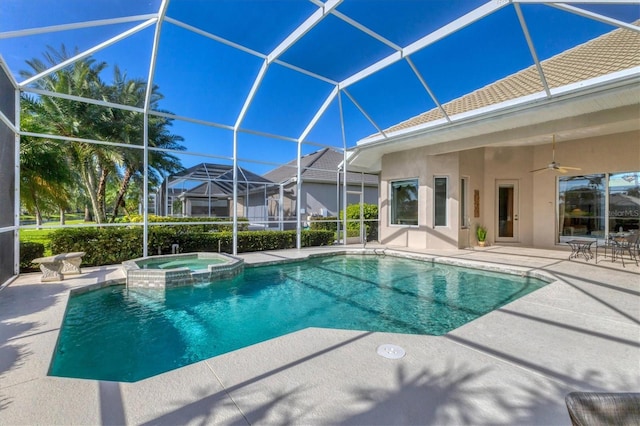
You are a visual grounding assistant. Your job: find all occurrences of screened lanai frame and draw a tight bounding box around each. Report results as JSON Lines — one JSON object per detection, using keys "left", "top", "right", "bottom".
{"left": 0, "top": 0, "right": 638, "bottom": 283}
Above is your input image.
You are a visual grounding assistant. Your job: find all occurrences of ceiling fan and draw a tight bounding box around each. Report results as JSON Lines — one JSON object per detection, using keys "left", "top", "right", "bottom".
{"left": 530, "top": 135, "right": 581, "bottom": 174}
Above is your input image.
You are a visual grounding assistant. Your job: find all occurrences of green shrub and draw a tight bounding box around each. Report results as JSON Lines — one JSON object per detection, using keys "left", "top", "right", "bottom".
{"left": 310, "top": 217, "right": 338, "bottom": 232}
{"left": 49, "top": 227, "right": 335, "bottom": 267}
{"left": 50, "top": 227, "right": 143, "bottom": 266}
{"left": 120, "top": 214, "right": 249, "bottom": 231}
{"left": 341, "top": 204, "right": 379, "bottom": 241}
{"left": 20, "top": 241, "right": 44, "bottom": 271}
{"left": 309, "top": 205, "right": 379, "bottom": 242}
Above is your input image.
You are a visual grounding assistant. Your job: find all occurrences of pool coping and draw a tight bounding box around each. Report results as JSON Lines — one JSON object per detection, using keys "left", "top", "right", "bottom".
{"left": 1, "top": 245, "right": 638, "bottom": 425}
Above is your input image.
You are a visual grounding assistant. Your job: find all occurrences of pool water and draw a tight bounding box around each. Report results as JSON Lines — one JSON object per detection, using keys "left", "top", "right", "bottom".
{"left": 139, "top": 257, "right": 226, "bottom": 270}
{"left": 50, "top": 255, "right": 547, "bottom": 382}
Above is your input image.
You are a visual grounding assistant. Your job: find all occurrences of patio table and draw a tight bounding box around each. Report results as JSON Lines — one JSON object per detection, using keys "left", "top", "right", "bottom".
{"left": 567, "top": 240, "right": 595, "bottom": 261}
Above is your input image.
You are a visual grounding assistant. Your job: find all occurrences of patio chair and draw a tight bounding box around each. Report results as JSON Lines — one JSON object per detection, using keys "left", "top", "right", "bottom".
{"left": 565, "top": 392, "right": 640, "bottom": 426}
{"left": 610, "top": 233, "right": 639, "bottom": 267}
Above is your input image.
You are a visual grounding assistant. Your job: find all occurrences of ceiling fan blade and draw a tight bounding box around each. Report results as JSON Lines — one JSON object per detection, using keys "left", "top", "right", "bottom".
{"left": 529, "top": 167, "right": 549, "bottom": 173}
{"left": 557, "top": 168, "right": 569, "bottom": 174}
{"left": 560, "top": 166, "right": 581, "bottom": 170}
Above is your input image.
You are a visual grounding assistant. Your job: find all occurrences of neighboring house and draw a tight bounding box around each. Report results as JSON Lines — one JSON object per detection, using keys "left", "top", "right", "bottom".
{"left": 156, "top": 163, "right": 277, "bottom": 221}
{"left": 263, "top": 148, "right": 379, "bottom": 226}
{"left": 347, "top": 24, "right": 640, "bottom": 250}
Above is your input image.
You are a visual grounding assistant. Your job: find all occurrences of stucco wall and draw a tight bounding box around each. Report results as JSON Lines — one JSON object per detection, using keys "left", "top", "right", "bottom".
{"left": 459, "top": 148, "right": 485, "bottom": 247}
{"left": 378, "top": 130, "right": 639, "bottom": 251}
{"left": 483, "top": 146, "right": 535, "bottom": 246}
{"left": 532, "top": 130, "right": 640, "bottom": 249}
{"left": 380, "top": 148, "right": 461, "bottom": 249}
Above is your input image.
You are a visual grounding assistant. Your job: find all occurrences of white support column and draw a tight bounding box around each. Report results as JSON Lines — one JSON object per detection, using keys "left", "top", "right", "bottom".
{"left": 296, "top": 140, "right": 302, "bottom": 249}
{"left": 361, "top": 172, "right": 365, "bottom": 244}
{"left": 142, "top": 0, "right": 169, "bottom": 257}
{"left": 233, "top": 130, "right": 238, "bottom": 255}
{"left": 13, "top": 88, "right": 20, "bottom": 275}
{"left": 279, "top": 184, "right": 284, "bottom": 231}
{"left": 338, "top": 93, "right": 348, "bottom": 246}
{"left": 233, "top": 60, "right": 269, "bottom": 254}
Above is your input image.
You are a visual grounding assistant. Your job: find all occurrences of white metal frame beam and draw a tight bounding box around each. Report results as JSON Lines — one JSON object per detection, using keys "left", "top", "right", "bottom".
{"left": 0, "top": 15, "right": 157, "bottom": 40}
{"left": 141, "top": 0, "right": 169, "bottom": 257}
{"left": 548, "top": 3, "right": 640, "bottom": 32}
{"left": 405, "top": 56, "right": 450, "bottom": 122}
{"left": 514, "top": 3, "right": 551, "bottom": 98}
{"left": 267, "top": 0, "right": 342, "bottom": 64}
{"left": 342, "top": 89, "right": 387, "bottom": 139}
{"left": 340, "top": 1, "right": 508, "bottom": 90}
{"left": 19, "top": 18, "right": 157, "bottom": 88}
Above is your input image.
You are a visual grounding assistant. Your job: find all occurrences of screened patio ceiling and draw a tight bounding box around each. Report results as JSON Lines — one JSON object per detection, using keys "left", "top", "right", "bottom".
{"left": 2, "top": 1, "right": 639, "bottom": 158}
{"left": 1, "top": 0, "right": 639, "bottom": 259}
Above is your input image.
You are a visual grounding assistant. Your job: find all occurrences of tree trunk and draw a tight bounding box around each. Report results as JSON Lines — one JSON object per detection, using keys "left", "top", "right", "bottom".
{"left": 81, "top": 162, "right": 102, "bottom": 224}
{"left": 111, "top": 167, "right": 133, "bottom": 222}
{"left": 96, "top": 168, "right": 109, "bottom": 223}
{"left": 122, "top": 200, "right": 132, "bottom": 218}
{"left": 60, "top": 207, "right": 66, "bottom": 225}
{"left": 84, "top": 205, "right": 93, "bottom": 222}
{"left": 31, "top": 191, "right": 43, "bottom": 228}
{"left": 35, "top": 206, "right": 43, "bottom": 228}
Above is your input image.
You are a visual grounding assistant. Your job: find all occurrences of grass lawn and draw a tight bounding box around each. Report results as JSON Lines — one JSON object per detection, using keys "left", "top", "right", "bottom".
{"left": 20, "top": 220, "right": 92, "bottom": 256}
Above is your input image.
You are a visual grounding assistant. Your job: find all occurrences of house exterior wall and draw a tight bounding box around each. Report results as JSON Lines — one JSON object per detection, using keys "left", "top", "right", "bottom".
{"left": 378, "top": 130, "right": 639, "bottom": 250}
{"left": 459, "top": 148, "right": 485, "bottom": 247}
{"left": 531, "top": 131, "right": 640, "bottom": 249}
{"left": 380, "top": 148, "right": 461, "bottom": 249}
{"left": 483, "top": 145, "right": 535, "bottom": 247}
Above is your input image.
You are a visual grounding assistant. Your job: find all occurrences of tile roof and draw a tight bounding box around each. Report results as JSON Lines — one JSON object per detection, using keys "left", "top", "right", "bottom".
{"left": 263, "top": 148, "right": 379, "bottom": 185}
{"left": 380, "top": 23, "right": 640, "bottom": 135}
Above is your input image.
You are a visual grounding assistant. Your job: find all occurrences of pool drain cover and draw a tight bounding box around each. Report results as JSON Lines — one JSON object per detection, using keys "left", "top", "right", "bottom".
{"left": 377, "top": 344, "right": 406, "bottom": 359}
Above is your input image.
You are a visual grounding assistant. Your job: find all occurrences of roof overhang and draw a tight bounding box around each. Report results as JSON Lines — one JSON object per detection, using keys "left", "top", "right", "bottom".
{"left": 346, "top": 68, "right": 640, "bottom": 173}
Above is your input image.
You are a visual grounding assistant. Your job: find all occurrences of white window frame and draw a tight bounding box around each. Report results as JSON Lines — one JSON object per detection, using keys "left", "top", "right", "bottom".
{"left": 460, "top": 176, "right": 469, "bottom": 229}
{"left": 433, "top": 176, "right": 448, "bottom": 228}
{"left": 389, "top": 178, "right": 419, "bottom": 227}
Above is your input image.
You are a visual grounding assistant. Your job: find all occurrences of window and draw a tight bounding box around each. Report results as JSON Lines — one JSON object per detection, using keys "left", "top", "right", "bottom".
{"left": 558, "top": 171, "right": 640, "bottom": 241}
{"left": 609, "top": 172, "right": 640, "bottom": 233}
{"left": 460, "top": 177, "right": 469, "bottom": 228}
{"left": 390, "top": 179, "right": 418, "bottom": 225}
{"left": 434, "top": 177, "right": 448, "bottom": 227}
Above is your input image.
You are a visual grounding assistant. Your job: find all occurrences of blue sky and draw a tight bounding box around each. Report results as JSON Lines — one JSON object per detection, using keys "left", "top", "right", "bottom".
{"left": 1, "top": 0, "right": 638, "bottom": 175}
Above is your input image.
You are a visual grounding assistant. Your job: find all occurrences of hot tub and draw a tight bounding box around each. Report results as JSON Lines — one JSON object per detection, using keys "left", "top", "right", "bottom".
{"left": 122, "top": 252, "right": 244, "bottom": 289}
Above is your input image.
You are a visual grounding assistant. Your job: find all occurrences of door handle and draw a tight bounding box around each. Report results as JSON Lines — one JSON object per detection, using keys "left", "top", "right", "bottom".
{"left": 514, "top": 214, "right": 518, "bottom": 221}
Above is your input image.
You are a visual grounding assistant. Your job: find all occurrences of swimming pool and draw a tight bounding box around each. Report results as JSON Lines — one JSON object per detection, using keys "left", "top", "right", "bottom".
{"left": 50, "top": 254, "right": 548, "bottom": 382}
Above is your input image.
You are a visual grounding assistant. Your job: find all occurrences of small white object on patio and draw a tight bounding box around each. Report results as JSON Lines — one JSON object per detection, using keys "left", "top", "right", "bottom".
{"left": 377, "top": 344, "right": 406, "bottom": 359}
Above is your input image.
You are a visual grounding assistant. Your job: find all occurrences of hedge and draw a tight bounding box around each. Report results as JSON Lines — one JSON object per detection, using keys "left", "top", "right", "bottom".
{"left": 20, "top": 241, "right": 44, "bottom": 271}
{"left": 119, "top": 214, "right": 249, "bottom": 232}
{"left": 49, "top": 227, "right": 335, "bottom": 267}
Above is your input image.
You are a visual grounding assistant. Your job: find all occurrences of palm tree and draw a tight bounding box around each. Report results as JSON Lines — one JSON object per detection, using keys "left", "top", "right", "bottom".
{"left": 20, "top": 96, "right": 72, "bottom": 226}
{"left": 102, "top": 67, "right": 185, "bottom": 222}
{"left": 20, "top": 45, "right": 121, "bottom": 224}
{"left": 21, "top": 46, "right": 185, "bottom": 223}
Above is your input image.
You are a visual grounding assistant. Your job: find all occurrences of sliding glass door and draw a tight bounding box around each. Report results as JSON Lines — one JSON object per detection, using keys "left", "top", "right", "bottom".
{"left": 558, "top": 171, "right": 639, "bottom": 242}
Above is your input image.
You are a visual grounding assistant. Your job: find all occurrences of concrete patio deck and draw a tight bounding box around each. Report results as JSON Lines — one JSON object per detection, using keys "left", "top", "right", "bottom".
{"left": 0, "top": 245, "right": 638, "bottom": 425}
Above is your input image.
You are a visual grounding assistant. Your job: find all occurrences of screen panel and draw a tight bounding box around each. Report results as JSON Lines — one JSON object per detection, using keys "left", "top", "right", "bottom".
{"left": 0, "top": 62, "right": 16, "bottom": 281}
